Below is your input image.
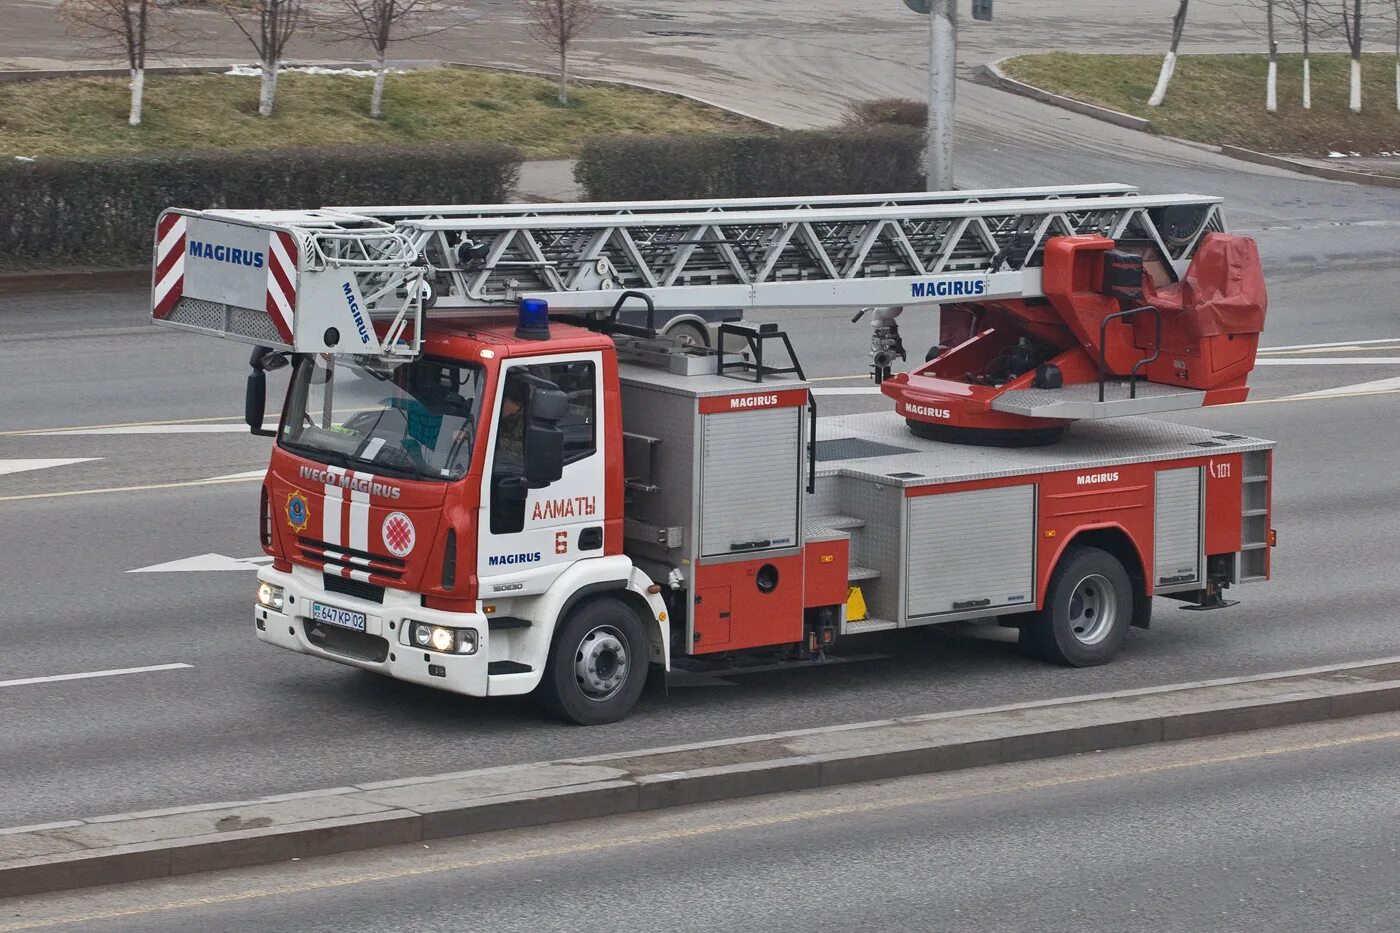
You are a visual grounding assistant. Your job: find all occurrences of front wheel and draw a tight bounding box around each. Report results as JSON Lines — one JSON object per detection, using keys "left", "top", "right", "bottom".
{"left": 541, "top": 597, "right": 649, "bottom": 725}
{"left": 1021, "top": 546, "right": 1133, "bottom": 667}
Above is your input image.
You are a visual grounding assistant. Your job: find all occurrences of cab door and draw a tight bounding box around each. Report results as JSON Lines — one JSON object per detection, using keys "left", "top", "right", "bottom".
{"left": 477, "top": 352, "right": 605, "bottom": 596}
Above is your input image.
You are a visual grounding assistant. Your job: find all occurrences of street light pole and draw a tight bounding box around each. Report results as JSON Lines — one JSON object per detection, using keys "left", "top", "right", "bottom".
{"left": 926, "top": 0, "right": 956, "bottom": 190}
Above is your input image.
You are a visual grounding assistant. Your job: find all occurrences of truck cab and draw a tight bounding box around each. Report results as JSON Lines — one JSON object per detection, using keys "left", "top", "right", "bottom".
{"left": 255, "top": 314, "right": 670, "bottom": 725}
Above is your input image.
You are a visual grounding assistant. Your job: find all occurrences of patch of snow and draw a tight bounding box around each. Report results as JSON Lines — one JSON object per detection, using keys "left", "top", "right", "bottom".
{"left": 1327, "top": 151, "right": 1349, "bottom": 159}
{"left": 13, "top": 155, "right": 35, "bottom": 162}
{"left": 224, "top": 64, "right": 400, "bottom": 79}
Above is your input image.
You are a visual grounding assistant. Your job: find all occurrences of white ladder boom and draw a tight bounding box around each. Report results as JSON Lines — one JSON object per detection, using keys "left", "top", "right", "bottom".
{"left": 151, "top": 188, "right": 1225, "bottom": 357}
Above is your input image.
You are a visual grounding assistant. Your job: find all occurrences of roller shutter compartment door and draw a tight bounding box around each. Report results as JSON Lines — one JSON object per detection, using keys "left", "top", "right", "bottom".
{"left": 1154, "top": 467, "right": 1203, "bottom": 588}
{"left": 906, "top": 485, "right": 1036, "bottom": 617}
{"left": 700, "top": 408, "right": 801, "bottom": 557}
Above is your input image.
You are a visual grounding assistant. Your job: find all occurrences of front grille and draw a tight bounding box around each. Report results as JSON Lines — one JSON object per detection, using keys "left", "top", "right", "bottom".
{"left": 303, "top": 619, "right": 390, "bottom": 663}
{"left": 297, "top": 536, "right": 406, "bottom": 581}
{"left": 324, "top": 574, "right": 385, "bottom": 604}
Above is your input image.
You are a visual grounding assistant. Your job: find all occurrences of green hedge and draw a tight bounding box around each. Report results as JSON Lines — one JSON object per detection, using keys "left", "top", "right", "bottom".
{"left": 0, "top": 143, "right": 521, "bottom": 270}
{"left": 844, "top": 98, "right": 927, "bottom": 128}
{"left": 574, "top": 128, "right": 925, "bottom": 201}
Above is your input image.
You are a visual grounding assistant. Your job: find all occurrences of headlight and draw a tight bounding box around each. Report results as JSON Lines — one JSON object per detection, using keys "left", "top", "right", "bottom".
{"left": 410, "top": 622, "right": 478, "bottom": 655}
{"left": 256, "top": 582, "right": 285, "bottom": 611}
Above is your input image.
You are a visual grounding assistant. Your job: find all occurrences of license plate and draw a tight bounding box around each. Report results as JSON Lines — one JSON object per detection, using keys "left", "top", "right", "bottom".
{"left": 311, "top": 602, "right": 366, "bottom": 632}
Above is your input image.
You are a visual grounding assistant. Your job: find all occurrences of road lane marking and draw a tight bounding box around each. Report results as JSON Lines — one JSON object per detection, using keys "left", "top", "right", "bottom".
{"left": 1258, "top": 344, "right": 1400, "bottom": 356}
{"left": 1259, "top": 337, "right": 1400, "bottom": 352}
{"left": 0, "top": 458, "right": 99, "bottom": 477}
{"left": 17, "top": 424, "right": 254, "bottom": 436}
{"left": 1254, "top": 357, "right": 1400, "bottom": 365}
{"left": 6, "top": 726, "right": 1398, "bottom": 930}
{"left": 0, "top": 663, "right": 192, "bottom": 690}
{"left": 1282, "top": 375, "right": 1400, "bottom": 400}
{"left": 0, "top": 474, "right": 262, "bottom": 504}
{"left": 0, "top": 415, "right": 251, "bottom": 437}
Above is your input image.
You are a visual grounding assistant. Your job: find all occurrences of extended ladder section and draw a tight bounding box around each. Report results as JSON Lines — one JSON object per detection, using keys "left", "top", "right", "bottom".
{"left": 151, "top": 187, "right": 1225, "bottom": 359}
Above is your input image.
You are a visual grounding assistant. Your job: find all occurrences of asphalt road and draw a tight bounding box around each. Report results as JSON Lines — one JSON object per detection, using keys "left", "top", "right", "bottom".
{"left": 7, "top": 714, "right": 1400, "bottom": 932}
{"left": 3, "top": 0, "right": 1400, "bottom": 831}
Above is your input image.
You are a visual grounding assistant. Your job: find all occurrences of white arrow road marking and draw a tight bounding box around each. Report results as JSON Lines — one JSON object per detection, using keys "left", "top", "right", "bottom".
{"left": 0, "top": 458, "right": 100, "bottom": 477}
{"left": 1254, "top": 357, "right": 1400, "bottom": 366}
{"left": 127, "top": 553, "right": 273, "bottom": 573}
{"left": 207, "top": 470, "right": 267, "bottom": 481}
{"left": 1284, "top": 375, "right": 1400, "bottom": 400}
{"left": 0, "top": 663, "right": 192, "bottom": 689}
{"left": 18, "top": 424, "right": 253, "bottom": 436}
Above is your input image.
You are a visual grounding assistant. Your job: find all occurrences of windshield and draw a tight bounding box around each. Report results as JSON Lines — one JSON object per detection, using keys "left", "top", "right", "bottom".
{"left": 281, "top": 355, "right": 486, "bottom": 481}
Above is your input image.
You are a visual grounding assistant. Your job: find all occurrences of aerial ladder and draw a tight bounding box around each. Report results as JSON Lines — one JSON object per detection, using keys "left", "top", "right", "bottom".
{"left": 153, "top": 184, "right": 1263, "bottom": 446}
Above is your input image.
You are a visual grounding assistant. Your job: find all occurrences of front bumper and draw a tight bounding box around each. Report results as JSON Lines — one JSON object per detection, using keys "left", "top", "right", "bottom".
{"left": 254, "top": 564, "right": 490, "bottom": 697}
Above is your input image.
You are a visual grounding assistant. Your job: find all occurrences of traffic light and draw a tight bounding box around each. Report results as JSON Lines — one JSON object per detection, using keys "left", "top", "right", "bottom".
{"left": 971, "top": 0, "right": 992, "bottom": 20}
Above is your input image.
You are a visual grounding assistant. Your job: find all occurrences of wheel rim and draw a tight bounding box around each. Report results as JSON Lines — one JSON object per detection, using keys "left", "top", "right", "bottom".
{"left": 1066, "top": 573, "right": 1118, "bottom": 646}
{"left": 574, "top": 625, "right": 629, "bottom": 701}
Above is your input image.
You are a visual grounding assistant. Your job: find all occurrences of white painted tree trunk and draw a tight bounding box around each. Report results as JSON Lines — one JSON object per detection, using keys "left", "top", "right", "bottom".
{"left": 1303, "top": 58, "right": 1311, "bottom": 109}
{"left": 1395, "top": 60, "right": 1399, "bottom": 111}
{"left": 259, "top": 61, "right": 279, "bottom": 117}
{"left": 1148, "top": 51, "right": 1177, "bottom": 107}
{"left": 558, "top": 48, "right": 568, "bottom": 104}
{"left": 128, "top": 67, "right": 145, "bottom": 126}
{"left": 1350, "top": 56, "right": 1362, "bottom": 112}
{"left": 1266, "top": 60, "right": 1278, "bottom": 112}
{"left": 371, "top": 54, "right": 387, "bottom": 118}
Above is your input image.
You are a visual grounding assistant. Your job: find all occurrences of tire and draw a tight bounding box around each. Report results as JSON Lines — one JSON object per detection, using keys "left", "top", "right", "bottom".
{"left": 541, "top": 597, "right": 649, "bottom": 725}
{"left": 1021, "top": 545, "right": 1133, "bottom": 667}
{"left": 664, "top": 320, "right": 710, "bottom": 348}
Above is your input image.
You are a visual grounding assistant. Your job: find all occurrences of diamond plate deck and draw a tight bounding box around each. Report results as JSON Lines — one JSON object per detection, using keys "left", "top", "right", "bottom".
{"left": 989, "top": 380, "right": 1208, "bottom": 420}
{"left": 815, "top": 412, "right": 1273, "bottom": 489}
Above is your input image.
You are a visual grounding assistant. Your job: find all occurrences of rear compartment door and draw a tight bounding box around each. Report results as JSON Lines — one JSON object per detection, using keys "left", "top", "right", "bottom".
{"left": 905, "top": 485, "right": 1036, "bottom": 618}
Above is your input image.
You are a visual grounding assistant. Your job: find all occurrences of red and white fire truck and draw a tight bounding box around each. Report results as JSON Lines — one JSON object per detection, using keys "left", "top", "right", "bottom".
{"left": 152, "top": 185, "right": 1275, "bottom": 724}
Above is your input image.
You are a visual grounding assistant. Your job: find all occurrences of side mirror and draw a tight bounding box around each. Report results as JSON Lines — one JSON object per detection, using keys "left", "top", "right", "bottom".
{"left": 245, "top": 347, "right": 277, "bottom": 438}
{"left": 523, "top": 384, "right": 568, "bottom": 487}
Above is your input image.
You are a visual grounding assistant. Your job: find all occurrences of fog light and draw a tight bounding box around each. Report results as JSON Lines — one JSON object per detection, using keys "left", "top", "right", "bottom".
{"left": 456, "top": 628, "right": 478, "bottom": 655}
{"left": 256, "top": 582, "right": 284, "bottom": 611}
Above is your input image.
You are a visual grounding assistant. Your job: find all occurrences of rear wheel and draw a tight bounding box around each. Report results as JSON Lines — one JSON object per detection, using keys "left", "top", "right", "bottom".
{"left": 541, "top": 597, "right": 649, "bottom": 725}
{"left": 1021, "top": 546, "right": 1133, "bottom": 666}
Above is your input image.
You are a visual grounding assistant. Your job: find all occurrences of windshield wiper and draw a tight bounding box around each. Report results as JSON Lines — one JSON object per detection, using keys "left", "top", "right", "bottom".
{"left": 345, "top": 451, "right": 420, "bottom": 480}
{"left": 280, "top": 438, "right": 350, "bottom": 469}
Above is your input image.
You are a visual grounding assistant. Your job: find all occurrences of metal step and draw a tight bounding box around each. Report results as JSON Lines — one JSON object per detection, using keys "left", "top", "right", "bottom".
{"left": 807, "top": 514, "right": 867, "bottom": 534}
{"left": 843, "top": 616, "right": 898, "bottom": 634}
{"left": 989, "top": 380, "right": 1207, "bottom": 421}
{"left": 848, "top": 566, "right": 882, "bottom": 582}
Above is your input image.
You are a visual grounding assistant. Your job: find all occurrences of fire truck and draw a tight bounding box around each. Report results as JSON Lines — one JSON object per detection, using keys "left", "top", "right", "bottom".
{"left": 151, "top": 185, "right": 1275, "bottom": 724}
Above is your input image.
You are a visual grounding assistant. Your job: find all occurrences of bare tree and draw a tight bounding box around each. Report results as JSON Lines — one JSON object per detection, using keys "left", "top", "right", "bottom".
{"left": 1391, "top": 0, "right": 1400, "bottom": 110}
{"left": 523, "top": 0, "right": 600, "bottom": 105}
{"left": 323, "top": 0, "right": 458, "bottom": 118}
{"left": 1149, "top": 0, "right": 1191, "bottom": 107}
{"left": 1266, "top": 0, "right": 1279, "bottom": 110}
{"left": 57, "top": 0, "right": 179, "bottom": 125}
{"left": 225, "top": 0, "right": 304, "bottom": 117}
{"left": 1336, "top": 0, "right": 1366, "bottom": 111}
{"left": 1288, "top": 0, "right": 1315, "bottom": 108}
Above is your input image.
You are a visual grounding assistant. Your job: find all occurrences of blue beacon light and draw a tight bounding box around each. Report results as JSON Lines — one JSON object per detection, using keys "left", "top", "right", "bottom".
{"left": 516, "top": 298, "right": 551, "bottom": 340}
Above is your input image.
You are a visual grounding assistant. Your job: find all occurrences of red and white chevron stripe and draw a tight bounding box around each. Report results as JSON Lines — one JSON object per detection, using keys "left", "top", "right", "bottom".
{"left": 265, "top": 231, "right": 298, "bottom": 344}
{"left": 151, "top": 211, "right": 187, "bottom": 319}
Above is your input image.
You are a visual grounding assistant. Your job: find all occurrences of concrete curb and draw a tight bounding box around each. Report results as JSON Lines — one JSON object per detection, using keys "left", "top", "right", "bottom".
{"left": 0, "top": 268, "right": 146, "bottom": 294}
{"left": 1218, "top": 144, "right": 1400, "bottom": 188}
{"left": 4, "top": 658, "right": 1400, "bottom": 899}
{"left": 978, "top": 60, "right": 1152, "bottom": 132}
